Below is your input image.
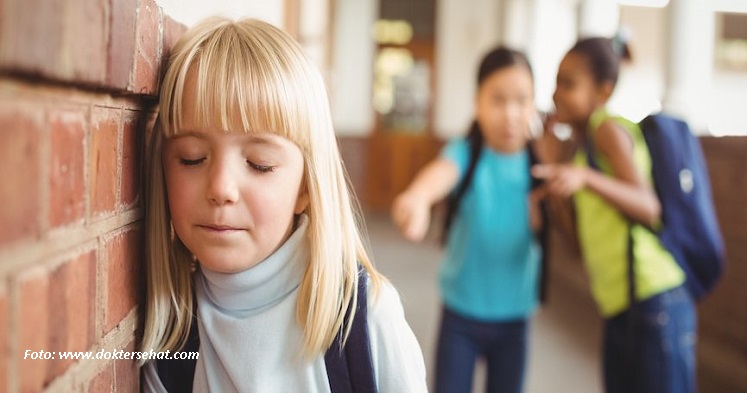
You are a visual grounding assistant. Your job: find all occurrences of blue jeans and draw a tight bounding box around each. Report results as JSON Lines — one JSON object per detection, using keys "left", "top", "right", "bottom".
{"left": 435, "top": 306, "right": 528, "bottom": 393}
{"left": 603, "top": 286, "right": 696, "bottom": 393}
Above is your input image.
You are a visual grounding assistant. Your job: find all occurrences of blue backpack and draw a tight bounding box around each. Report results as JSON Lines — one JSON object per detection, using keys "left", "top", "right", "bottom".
{"left": 586, "top": 113, "right": 726, "bottom": 302}
{"left": 638, "top": 113, "right": 725, "bottom": 300}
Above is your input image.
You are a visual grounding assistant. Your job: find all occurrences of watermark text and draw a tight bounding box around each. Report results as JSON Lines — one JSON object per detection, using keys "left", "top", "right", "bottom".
{"left": 23, "top": 349, "right": 199, "bottom": 361}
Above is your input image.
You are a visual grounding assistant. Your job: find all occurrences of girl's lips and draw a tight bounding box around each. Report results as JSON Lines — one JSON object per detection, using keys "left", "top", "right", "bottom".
{"left": 199, "top": 224, "right": 242, "bottom": 231}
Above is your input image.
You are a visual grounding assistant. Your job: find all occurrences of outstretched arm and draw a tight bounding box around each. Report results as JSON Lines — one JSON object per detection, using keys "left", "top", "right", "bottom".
{"left": 391, "top": 158, "right": 459, "bottom": 242}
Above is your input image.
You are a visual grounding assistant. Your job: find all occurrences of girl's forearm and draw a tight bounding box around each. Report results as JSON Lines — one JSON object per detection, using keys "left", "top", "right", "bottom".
{"left": 403, "top": 159, "right": 459, "bottom": 206}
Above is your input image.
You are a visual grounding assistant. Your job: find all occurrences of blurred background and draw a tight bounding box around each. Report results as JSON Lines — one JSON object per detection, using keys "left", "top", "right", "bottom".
{"left": 0, "top": 0, "right": 745, "bottom": 392}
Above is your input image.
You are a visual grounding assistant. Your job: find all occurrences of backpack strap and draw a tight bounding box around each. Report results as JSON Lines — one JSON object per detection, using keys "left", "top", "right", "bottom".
{"left": 324, "top": 267, "right": 378, "bottom": 393}
{"left": 527, "top": 141, "right": 550, "bottom": 304}
{"left": 442, "top": 121, "right": 484, "bottom": 245}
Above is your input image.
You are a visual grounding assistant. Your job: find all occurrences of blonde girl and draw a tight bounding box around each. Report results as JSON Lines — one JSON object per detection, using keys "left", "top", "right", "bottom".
{"left": 140, "top": 17, "right": 426, "bottom": 392}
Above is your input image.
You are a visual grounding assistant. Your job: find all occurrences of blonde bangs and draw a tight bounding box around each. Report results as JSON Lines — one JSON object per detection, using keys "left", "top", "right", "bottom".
{"left": 159, "top": 18, "right": 320, "bottom": 150}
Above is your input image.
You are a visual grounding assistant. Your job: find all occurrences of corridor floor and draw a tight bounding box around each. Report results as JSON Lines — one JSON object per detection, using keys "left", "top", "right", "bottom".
{"left": 363, "top": 211, "right": 604, "bottom": 393}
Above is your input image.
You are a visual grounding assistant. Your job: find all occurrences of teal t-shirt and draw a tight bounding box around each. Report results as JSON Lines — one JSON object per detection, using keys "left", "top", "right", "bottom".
{"left": 440, "top": 139, "right": 541, "bottom": 321}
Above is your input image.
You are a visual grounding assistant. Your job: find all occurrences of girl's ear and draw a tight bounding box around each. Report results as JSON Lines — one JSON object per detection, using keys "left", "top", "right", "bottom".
{"left": 596, "top": 81, "right": 615, "bottom": 104}
{"left": 294, "top": 187, "right": 310, "bottom": 214}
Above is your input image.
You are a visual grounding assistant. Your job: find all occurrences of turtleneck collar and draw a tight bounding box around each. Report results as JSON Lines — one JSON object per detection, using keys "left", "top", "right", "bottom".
{"left": 197, "top": 214, "right": 309, "bottom": 316}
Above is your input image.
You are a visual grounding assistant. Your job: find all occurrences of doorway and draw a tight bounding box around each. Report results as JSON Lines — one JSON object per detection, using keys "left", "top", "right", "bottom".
{"left": 364, "top": 0, "right": 442, "bottom": 211}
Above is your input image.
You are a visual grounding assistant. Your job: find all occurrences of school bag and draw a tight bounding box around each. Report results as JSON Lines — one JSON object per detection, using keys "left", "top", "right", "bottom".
{"left": 585, "top": 112, "right": 725, "bottom": 303}
{"left": 154, "top": 270, "right": 378, "bottom": 393}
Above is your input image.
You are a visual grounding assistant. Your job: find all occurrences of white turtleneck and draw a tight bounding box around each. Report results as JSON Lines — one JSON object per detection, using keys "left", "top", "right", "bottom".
{"left": 142, "top": 215, "right": 427, "bottom": 392}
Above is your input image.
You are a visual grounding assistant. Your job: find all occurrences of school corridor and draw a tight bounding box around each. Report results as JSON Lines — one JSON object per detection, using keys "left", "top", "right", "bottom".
{"left": 363, "top": 211, "right": 604, "bottom": 393}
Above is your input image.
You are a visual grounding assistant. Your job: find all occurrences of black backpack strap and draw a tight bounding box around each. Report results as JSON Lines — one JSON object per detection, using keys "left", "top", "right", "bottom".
{"left": 527, "top": 142, "right": 550, "bottom": 303}
{"left": 325, "top": 267, "right": 378, "bottom": 393}
{"left": 155, "top": 313, "right": 200, "bottom": 392}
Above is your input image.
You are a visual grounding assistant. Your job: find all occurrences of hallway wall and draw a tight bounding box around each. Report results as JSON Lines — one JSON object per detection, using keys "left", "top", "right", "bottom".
{"left": 0, "top": 0, "right": 185, "bottom": 391}
{"left": 697, "top": 136, "right": 747, "bottom": 392}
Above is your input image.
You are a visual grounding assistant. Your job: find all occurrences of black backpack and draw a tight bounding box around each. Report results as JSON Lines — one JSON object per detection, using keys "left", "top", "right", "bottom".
{"left": 154, "top": 271, "right": 377, "bottom": 393}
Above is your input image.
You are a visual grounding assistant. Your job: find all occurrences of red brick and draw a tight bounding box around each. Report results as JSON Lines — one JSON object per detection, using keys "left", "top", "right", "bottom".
{"left": 0, "top": 0, "right": 64, "bottom": 79}
{"left": 64, "top": 0, "right": 108, "bottom": 85}
{"left": 114, "top": 339, "right": 139, "bottom": 392}
{"left": 121, "top": 111, "right": 141, "bottom": 207}
{"left": 66, "top": 251, "right": 96, "bottom": 350}
{"left": 161, "top": 16, "right": 187, "bottom": 66}
{"left": 0, "top": 288, "right": 7, "bottom": 393}
{"left": 0, "top": 0, "right": 107, "bottom": 86}
{"left": 0, "top": 104, "right": 42, "bottom": 245}
{"left": 49, "top": 108, "right": 86, "bottom": 228}
{"left": 46, "top": 268, "right": 67, "bottom": 383}
{"left": 104, "top": 229, "right": 142, "bottom": 333}
{"left": 18, "top": 269, "right": 49, "bottom": 393}
{"left": 88, "top": 363, "right": 114, "bottom": 393}
{"left": 131, "top": 0, "right": 162, "bottom": 95}
{"left": 46, "top": 251, "right": 96, "bottom": 383}
{"left": 107, "top": 0, "right": 138, "bottom": 89}
{"left": 90, "top": 107, "right": 120, "bottom": 216}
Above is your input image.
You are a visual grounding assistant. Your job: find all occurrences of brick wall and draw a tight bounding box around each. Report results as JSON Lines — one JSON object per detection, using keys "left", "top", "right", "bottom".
{"left": 0, "top": 0, "right": 185, "bottom": 392}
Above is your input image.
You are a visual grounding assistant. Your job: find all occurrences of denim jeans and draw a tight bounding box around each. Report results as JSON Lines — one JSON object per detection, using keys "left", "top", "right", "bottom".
{"left": 435, "top": 306, "right": 528, "bottom": 393}
{"left": 603, "top": 285, "right": 696, "bottom": 393}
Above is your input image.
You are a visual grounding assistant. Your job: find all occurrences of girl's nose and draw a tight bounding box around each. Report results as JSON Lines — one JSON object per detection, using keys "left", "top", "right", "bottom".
{"left": 206, "top": 159, "right": 240, "bottom": 205}
{"left": 506, "top": 101, "right": 521, "bottom": 121}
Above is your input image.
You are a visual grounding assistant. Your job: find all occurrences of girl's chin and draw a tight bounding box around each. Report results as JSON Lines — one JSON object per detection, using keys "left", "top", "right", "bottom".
{"left": 552, "top": 111, "right": 569, "bottom": 124}
{"left": 488, "top": 138, "right": 525, "bottom": 154}
{"left": 554, "top": 110, "right": 582, "bottom": 126}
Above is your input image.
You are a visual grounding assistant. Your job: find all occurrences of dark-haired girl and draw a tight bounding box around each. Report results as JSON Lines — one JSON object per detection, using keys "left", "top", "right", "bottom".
{"left": 533, "top": 37, "right": 695, "bottom": 393}
{"left": 392, "top": 46, "right": 542, "bottom": 393}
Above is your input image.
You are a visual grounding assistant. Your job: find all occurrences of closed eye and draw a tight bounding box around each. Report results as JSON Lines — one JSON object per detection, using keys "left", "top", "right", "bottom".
{"left": 180, "top": 157, "right": 206, "bottom": 166}
{"left": 248, "top": 161, "right": 275, "bottom": 173}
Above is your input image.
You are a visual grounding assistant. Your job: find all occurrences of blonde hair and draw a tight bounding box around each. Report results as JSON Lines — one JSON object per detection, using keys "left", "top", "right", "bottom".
{"left": 141, "top": 17, "right": 382, "bottom": 361}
